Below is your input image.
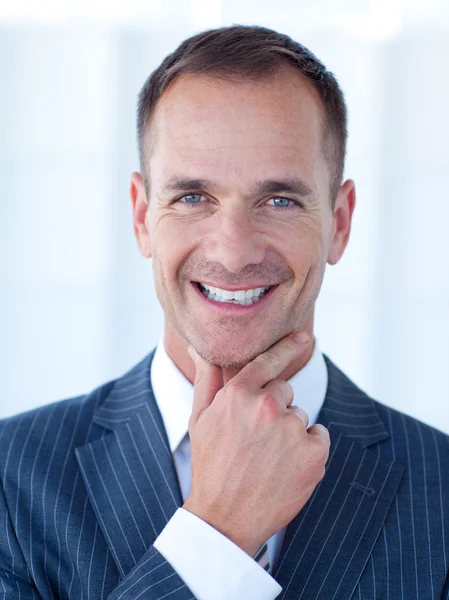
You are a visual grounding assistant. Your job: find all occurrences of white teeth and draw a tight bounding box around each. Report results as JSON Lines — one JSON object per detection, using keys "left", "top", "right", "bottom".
{"left": 234, "top": 290, "right": 246, "bottom": 300}
{"left": 198, "top": 283, "right": 270, "bottom": 305}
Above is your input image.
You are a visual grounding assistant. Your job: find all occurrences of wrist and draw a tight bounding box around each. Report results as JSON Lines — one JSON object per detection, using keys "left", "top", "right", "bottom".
{"left": 182, "top": 498, "right": 260, "bottom": 557}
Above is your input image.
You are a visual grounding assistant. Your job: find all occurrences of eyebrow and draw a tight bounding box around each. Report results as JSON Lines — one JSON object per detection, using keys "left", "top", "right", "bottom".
{"left": 160, "top": 176, "right": 315, "bottom": 201}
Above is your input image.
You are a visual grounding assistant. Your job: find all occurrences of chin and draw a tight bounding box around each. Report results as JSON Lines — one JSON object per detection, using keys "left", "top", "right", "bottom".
{"left": 200, "top": 350, "right": 254, "bottom": 369}
{"left": 209, "top": 354, "right": 252, "bottom": 369}
{"left": 193, "top": 335, "right": 267, "bottom": 368}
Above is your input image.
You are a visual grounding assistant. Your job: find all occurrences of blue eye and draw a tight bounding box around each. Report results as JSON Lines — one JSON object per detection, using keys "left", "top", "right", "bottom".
{"left": 268, "top": 196, "right": 295, "bottom": 209}
{"left": 179, "top": 193, "right": 205, "bottom": 205}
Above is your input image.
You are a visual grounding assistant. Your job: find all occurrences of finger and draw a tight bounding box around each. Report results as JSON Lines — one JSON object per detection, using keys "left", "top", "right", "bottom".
{"left": 188, "top": 345, "right": 223, "bottom": 428}
{"left": 222, "top": 366, "right": 240, "bottom": 386}
{"left": 262, "top": 379, "right": 294, "bottom": 409}
{"left": 286, "top": 404, "right": 309, "bottom": 428}
{"left": 233, "top": 331, "right": 310, "bottom": 390}
{"left": 307, "top": 423, "right": 330, "bottom": 444}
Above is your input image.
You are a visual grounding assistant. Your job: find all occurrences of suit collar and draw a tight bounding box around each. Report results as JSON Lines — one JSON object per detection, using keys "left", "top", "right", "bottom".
{"left": 92, "top": 350, "right": 157, "bottom": 431}
{"left": 319, "top": 354, "right": 390, "bottom": 447}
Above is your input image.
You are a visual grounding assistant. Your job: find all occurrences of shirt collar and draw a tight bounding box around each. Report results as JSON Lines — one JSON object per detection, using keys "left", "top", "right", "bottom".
{"left": 150, "top": 334, "right": 329, "bottom": 454}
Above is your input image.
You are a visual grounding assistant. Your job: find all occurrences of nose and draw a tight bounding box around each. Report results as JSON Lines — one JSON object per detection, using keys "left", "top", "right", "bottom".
{"left": 206, "top": 209, "right": 266, "bottom": 273}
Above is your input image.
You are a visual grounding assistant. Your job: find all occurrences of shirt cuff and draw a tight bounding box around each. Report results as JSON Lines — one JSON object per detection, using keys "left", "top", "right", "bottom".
{"left": 154, "top": 507, "right": 282, "bottom": 600}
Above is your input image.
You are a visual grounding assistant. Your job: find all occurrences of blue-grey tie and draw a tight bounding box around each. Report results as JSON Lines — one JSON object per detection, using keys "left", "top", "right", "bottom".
{"left": 254, "top": 542, "right": 270, "bottom": 573}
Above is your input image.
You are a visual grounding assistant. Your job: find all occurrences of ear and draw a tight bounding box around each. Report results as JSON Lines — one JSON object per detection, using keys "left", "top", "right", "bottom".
{"left": 327, "top": 179, "right": 356, "bottom": 265}
{"left": 130, "top": 171, "right": 152, "bottom": 258}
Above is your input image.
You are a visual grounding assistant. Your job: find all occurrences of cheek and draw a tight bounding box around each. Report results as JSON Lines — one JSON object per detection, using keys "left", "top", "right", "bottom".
{"left": 281, "top": 221, "right": 324, "bottom": 272}
{"left": 151, "top": 218, "right": 193, "bottom": 285}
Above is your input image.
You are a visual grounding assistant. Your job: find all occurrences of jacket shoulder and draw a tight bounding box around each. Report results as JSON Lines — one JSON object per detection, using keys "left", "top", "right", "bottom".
{"left": 373, "top": 397, "right": 449, "bottom": 446}
{"left": 0, "top": 379, "right": 116, "bottom": 466}
{"left": 371, "top": 397, "right": 449, "bottom": 488}
{"left": 324, "top": 353, "right": 449, "bottom": 451}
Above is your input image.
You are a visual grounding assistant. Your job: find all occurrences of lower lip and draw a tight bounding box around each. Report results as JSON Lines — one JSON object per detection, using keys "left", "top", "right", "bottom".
{"left": 191, "top": 282, "right": 278, "bottom": 313}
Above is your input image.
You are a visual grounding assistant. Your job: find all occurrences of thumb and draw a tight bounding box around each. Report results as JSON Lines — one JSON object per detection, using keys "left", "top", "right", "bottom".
{"left": 188, "top": 345, "right": 223, "bottom": 428}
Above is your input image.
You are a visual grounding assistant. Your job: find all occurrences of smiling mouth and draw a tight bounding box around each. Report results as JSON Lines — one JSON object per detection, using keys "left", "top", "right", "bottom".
{"left": 195, "top": 282, "right": 273, "bottom": 306}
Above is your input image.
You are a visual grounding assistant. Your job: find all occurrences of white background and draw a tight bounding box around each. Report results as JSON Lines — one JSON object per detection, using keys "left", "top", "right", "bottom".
{"left": 1, "top": 0, "right": 448, "bottom": 433}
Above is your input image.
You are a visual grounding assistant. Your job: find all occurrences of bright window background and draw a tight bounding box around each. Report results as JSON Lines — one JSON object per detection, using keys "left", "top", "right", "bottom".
{"left": 1, "top": 0, "right": 448, "bottom": 433}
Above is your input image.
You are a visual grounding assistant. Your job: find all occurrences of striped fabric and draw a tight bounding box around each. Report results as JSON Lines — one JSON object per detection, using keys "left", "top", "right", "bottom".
{"left": 0, "top": 350, "right": 448, "bottom": 599}
{"left": 254, "top": 543, "right": 270, "bottom": 573}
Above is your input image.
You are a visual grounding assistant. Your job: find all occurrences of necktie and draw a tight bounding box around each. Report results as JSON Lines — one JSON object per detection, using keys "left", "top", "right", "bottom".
{"left": 254, "top": 542, "right": 270, "bottom": 573}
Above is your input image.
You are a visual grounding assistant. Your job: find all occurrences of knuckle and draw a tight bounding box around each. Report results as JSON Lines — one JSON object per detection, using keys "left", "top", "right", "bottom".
{"left": 254, "top": 351, "right": 280, "bottom": 370}
{"left": 303, "top": 458, "right": 327, "bottom": 485}
{"left": 313, "top": 464, "right": 327, "bottom": 484}
{"left": 257, "top": 393, "right": 280, "bottom": 421}
{"left": 286, "top": 408, "right": 303, "bottom": 429}
{"left": 288, "top": 406, "right": 308, "bottom": 428}
{"left": 315, "top": 440, "right": 330, "bottom": 465}
{"left": 280, "top": 380, "right": 294, "bottom": 397}
{"left": 295, "top": 406, "right": 308, "bottom": 422}
{"left": 316, "top": 423, "right": 330, "bottom": 438}
{"left": 310, "top": 423, "right": 330, "bottom": 443}
{"left": 260, "top": 391, "right": 277, "bottom": 405}
{"left": 224, "top": 380, "right": 246, "bottom": 398}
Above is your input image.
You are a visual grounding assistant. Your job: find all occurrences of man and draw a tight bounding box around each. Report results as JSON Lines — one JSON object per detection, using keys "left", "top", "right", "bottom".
{"left": 1, "top": 24, "right": 448, "bottom": 600}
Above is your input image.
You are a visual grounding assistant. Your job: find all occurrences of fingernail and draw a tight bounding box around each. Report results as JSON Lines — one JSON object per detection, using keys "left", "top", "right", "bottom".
{"left": 187, "top": 345, "right": 197, "bottom": 361}
{"left": 293, "top": 331, "right": 310, "bottom": 345}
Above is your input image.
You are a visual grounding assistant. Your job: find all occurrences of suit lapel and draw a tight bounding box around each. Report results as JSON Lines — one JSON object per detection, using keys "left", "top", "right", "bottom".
{"left": 75, "top": 352, "right": 183, "bottom": 578}
{"left": 274, "top": 355, "right": 404, "bottom": 600}
{"left": 75, "top": 348, "right": 405, "bottom": 596}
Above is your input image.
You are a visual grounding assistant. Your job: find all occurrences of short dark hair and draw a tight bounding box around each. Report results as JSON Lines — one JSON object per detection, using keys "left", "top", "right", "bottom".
{"left": 137, "top": 24, "right": 347, "bottom": 205}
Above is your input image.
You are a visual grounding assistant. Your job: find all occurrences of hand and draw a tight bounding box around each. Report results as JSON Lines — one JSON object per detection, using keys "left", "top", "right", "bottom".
{"left": 183, "top": 331, "right": 330, "bottom": 557}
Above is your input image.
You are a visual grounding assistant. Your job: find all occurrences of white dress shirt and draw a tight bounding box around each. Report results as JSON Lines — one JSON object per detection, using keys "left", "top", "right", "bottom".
{"left": 152, "top": 334, "right": 328, "bottom": 600}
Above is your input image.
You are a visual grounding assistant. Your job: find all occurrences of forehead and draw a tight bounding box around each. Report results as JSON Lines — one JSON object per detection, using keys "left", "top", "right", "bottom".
{"left": 147, "top": 65, "right": 328, "bottom": 190}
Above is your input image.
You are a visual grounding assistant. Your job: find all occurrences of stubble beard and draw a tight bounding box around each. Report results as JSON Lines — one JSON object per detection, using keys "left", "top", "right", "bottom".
{"left": 183, "top": 309, "right": 301, "bottom": 369}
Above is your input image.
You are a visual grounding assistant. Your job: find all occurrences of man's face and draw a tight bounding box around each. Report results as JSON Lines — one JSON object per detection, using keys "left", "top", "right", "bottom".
{"left": 132, "top": 65, "right": 354, "bottom": 368}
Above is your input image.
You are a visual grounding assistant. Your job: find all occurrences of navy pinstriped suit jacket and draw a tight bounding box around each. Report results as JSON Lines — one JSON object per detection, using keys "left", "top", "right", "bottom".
{"left": 1, "top": 350, "right": 448, "bottom": 599}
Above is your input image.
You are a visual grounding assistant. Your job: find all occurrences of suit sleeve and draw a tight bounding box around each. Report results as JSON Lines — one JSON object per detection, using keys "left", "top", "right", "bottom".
{"left": 1, "top": 467, "right": 192, "bottom": 600}
{"left": 108, "top": 509, "right": 281, "bottom": 600}
{"left": 107, "top": 545, "right": 196, "bottom": 600}
{"left": 0, "top": 570, "right": 42, "bottom": 600}
{"left": 0, "top": 482, "right": 42, "bottom": 600}
{"left": 154, "top": 508, "right": 282, "bottom": 600}
{"left": 442, "top": 568, "right": 449, "bottom": 600}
